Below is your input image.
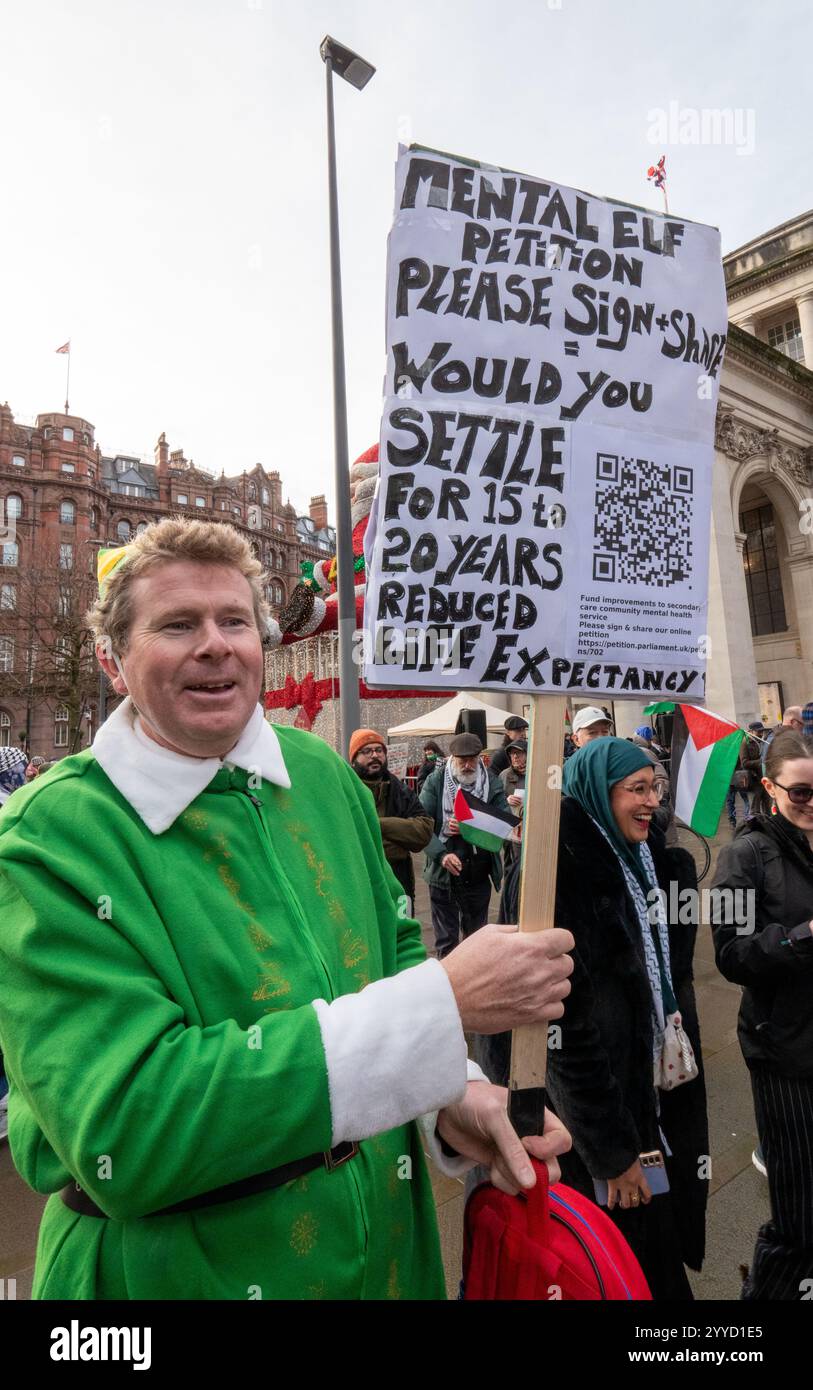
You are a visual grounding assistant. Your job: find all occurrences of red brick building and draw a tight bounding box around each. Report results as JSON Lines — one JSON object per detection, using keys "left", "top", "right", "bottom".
{"left": 0, "top": 401, "right": 334, "bottom": 756}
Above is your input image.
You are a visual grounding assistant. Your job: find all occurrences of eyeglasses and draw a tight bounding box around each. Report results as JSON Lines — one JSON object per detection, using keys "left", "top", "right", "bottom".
{"left": 617, "top": 779, "right": 668, "bottom": 801}
{"left": 772, "top": 780, "right": 813, "bottom": 805}
{"left": 357, "top": 745, "right": 386, "bottom": 757}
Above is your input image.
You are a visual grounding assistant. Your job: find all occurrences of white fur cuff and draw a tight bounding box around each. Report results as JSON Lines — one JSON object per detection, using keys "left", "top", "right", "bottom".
{"left": 312, "top": 959, "right": 468, "bottom": 1145}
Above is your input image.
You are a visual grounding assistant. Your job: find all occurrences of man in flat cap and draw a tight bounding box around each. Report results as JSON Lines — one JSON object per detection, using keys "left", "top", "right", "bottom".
{"left": 488, "top": 716, "right": 529, "bottom": 778}
{"left": 420, "top": 733, "right": 511, "bottom": 958}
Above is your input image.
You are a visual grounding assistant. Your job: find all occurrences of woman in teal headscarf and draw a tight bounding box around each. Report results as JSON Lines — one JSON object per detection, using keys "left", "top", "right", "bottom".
{"left": 484, "top": 736, "right": 709, "bottom": 1300}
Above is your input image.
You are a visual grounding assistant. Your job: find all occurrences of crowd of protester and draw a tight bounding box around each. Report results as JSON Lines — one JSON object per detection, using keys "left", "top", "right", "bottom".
{"left": 0, "top": 516, "right": 811, "bottom": 1302}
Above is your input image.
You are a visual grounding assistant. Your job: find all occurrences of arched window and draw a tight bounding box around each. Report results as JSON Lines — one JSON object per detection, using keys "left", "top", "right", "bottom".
{"left": 136, "top": 521, "right": 149, "bottom": 535}
{"left": 54, "top": 704, "right": 69, "bottom": 748}
{"left": 90, "top": 505, "right": 99, "bottom": 533}
{"left": 60, "top": 499, "right": 76, "bottom": 524}
{"left": 117, "top": 519, "right": 132, "bottom": 542}
{"left": 6, "top": 494, "right": 22, "bottom": 520}
{"left": 0, "top": 709, "right": 10, "bottom": 745}
{"left": 740, "top": 501, "right": 788, "bottom": 636}
{"left": 0, "top": 637, "right": 14, "bottom": 673}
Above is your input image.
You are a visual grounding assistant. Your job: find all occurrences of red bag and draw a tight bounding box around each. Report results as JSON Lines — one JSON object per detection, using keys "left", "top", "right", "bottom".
{"left": 464, "top": 1160, "right": 652, "bottom": 1301}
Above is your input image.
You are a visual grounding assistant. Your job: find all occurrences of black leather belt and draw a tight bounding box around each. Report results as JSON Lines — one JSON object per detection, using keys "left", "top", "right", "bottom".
{"left": 59, "top": 1141, "right": 359, "bottom": 1220}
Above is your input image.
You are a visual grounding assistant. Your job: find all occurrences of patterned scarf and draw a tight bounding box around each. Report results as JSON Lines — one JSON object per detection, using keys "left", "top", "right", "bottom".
{"left": 589, "top": 816, "right": 677, "bottom": 1064}
{"left": 0, "top": 746, "right": 27, "bottom": 801}
{"left": 441, "top": 756, "right": 489, "bottom": 834}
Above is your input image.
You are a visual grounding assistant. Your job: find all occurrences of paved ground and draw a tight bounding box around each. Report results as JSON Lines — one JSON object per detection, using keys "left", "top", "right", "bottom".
{"left": 0, "top": 814, "right": 769, "bottom": 1300}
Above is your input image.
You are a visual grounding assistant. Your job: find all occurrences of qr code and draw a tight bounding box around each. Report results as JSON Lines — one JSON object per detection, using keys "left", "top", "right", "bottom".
{"left": 592, "top": 453, "right": 693, "bottom": 587}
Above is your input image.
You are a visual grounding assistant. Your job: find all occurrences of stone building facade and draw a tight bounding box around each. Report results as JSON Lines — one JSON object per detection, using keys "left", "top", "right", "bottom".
{"left": 0, "top": 404, "right": 334, "bottom": 754}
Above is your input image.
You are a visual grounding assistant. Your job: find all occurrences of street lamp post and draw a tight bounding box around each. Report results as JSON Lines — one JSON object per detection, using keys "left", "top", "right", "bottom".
{"left": 320, "top": 35, "right": 375, "bottom": 759}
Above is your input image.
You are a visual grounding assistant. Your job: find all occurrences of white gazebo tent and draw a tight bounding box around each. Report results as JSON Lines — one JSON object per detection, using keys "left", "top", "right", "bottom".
{"left": 387, "top": 691, "right": 516, "bottom": 740}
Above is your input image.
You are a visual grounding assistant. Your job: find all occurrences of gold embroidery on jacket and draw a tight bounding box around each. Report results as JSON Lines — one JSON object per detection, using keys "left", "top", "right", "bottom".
{"left": 290, "top": 1212, "right": 318, "bottom": 1256}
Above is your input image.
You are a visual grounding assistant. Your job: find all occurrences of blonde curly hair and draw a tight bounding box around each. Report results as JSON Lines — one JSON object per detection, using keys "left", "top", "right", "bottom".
{"left": 86, "top": 516, "right": 270, "bottom": 653}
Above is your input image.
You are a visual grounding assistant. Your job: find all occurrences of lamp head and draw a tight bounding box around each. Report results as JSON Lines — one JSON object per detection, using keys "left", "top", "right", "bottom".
{"left": 320, "top": 35, "right": 376, "bottom": 89}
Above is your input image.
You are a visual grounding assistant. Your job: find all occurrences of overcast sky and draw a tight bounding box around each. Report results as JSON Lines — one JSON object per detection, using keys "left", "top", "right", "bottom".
{"left": 0, "top": 0, "right": 808, "bottom": 515}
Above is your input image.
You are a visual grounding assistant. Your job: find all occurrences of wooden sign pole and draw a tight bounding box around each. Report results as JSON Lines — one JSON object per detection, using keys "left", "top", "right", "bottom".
{"left": 508, "top": 694, "right": 568, "bottom": 1137}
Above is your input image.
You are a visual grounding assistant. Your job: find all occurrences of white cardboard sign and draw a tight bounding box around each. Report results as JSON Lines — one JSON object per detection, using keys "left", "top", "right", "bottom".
{"left": 363, "top": 146, "right": 727, "bottom": 700}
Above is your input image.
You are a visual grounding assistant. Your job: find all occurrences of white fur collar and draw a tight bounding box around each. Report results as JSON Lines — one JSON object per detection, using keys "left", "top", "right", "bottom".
{"left": 92, "top": 698, "right": 291, "bottom": 834}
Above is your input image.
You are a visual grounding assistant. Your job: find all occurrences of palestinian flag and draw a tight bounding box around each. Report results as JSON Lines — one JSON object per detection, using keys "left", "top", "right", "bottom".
{"left": 453, "top": 788, "right": 519, "bottom": 851}
{"left": 644, "top": 702, "right": 745, "bottom": 836}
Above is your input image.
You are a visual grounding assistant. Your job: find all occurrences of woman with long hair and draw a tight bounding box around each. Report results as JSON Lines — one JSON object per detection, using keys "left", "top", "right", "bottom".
{"left": 711, "top": 727, "right": 813, "bottom": 1299}
{"left": 481, "top": 736, "right": 708, "bottom": 1299}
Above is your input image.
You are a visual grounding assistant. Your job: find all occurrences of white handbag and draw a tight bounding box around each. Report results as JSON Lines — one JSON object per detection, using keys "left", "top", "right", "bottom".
{"left": 655, "top": 1011, "right": 699, "bottom": 1091}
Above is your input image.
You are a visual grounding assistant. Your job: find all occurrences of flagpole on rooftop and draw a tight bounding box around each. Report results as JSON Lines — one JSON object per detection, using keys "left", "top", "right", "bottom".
{"left": 65, "top": 346, "right": 71, "bottom": 414}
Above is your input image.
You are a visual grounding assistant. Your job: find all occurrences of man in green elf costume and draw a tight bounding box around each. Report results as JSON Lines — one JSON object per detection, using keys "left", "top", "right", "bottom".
{"left": 0, "top": 517, "right": 573, "bottom": 1300}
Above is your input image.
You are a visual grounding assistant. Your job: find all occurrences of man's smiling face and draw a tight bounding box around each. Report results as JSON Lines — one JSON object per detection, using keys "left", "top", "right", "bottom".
{"left": 102, "top": 561, "right": 264, "bottom": 758}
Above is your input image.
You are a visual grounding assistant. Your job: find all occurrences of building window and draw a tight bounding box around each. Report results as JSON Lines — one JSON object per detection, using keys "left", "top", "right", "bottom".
{"left": 63, "top": 427, "right": 74, "bottom": 442}
{"left": 0, "top": 583, "right": 16, "bottom": 611}
{"left": 248, "top": 483, "right": 256, "bottom": 501}
{"left": 136, "top": 521, "right": 148, "bottom": 535}
{"left": 232, "top": 506, "right": 241, "bottom": 517}
{"left": 741, "top": 502, "right": 787, "bottom": 636}
{"left": 1, "top": 541, "right": 18, "bottom": 567}
{"left": 90, "top": 506, "right": 99, "bottom": 533}
{"left": 0, "top": 638, "right": 13, "bottom": 673}
{"left": 116, "top": 521, "right": 132, "bottom": 542}
{"left": 6, "top": 494, "right": 22, "bottom": 520}
{"left": 88, "top": 465, "right": 95, "bottom": 480}
{"left": 60, "top": 499, "right": 76, "bottom": 524}
{"left": 54, "top": 705, "right": 69, "bottom": 747}
{"left": 11, "top": 454, "right": 25, "bottom": 467}
{"left": 767, "top": 316, "right": 804, "bottom": 364}
{"left": 55, "top": 636, "right": 71, "bottom": 670}
{"left": 273, "top": 582, "right": 284, "bottom": 605}
{"left": 176, "top": 494, "right": 188, "bottom": 506}
{"left": 195, "top": 496, "right": 205, "bottom": 508}
{"left": 59, "top": 543, "right": 73, "bottom": 569}
{"left": 57, "top": 587, "right": 71, "bottom": 617}
{"left": 0, "top": 710, "right": 10, "bottom": 745}
{"left": 220, "top": 501, "right": 227, "bottom": 511}
{"left": 61, "top": 461, "right": 75, "bottom": 473}
{"left": 262, "top": 488, "right": 270, "bottom": 506}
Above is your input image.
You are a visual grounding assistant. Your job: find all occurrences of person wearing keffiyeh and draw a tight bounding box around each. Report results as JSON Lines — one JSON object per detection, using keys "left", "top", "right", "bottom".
{"left": 479, "top": 735, "right": 709, "bottom": 1301}
{"left": 0, "top": 747, "right": 27, "bottom": 806}
{"left": 419, "top": 732, "right": 511, "bottom": 959}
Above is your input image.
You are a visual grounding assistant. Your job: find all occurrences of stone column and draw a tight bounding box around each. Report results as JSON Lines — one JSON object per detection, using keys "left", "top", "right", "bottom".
{"left": 797, "top": 292, "right": 813, "bottom": 369}
{"left": 738, "top": 314, "right": 758, "bottom": 337}
{"left": 705, "top": 453, "right": 760, "bottom": 723}
{"left": 785, "top": 545, "right": 813, "bottom": 694}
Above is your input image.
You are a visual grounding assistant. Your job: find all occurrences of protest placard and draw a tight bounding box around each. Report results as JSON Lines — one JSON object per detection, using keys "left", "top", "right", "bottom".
{"left": 363, "top": 145, "right": 728, "bottom": 698}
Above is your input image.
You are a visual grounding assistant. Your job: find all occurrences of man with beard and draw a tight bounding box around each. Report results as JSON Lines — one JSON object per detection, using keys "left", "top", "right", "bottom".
{"left": 420, "top": 733, "right": 511, "bottom": 959}
{"left": 349, "top": 728, "right": 433, "bottom": 916}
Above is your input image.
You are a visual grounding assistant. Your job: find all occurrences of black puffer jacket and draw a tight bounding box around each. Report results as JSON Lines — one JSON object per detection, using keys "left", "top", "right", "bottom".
{"left": 481, "top": 796, "right": 709, "bottom": 1281}
{"left": 711, "top": 813, "right": 813, "bottom": 1077}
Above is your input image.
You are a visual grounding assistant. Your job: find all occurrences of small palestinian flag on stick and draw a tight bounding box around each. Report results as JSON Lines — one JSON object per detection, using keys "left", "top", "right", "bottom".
{"left": 453, "top": 788, "right": 519, "bottom": 851}
{"left": 644, "top": 702, "right": 745, "bottom": 836}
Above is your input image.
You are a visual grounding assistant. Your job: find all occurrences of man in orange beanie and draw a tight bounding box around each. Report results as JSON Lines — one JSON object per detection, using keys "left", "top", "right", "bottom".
{"left": 349, "top": 729, "right": 432, "bottom": 915}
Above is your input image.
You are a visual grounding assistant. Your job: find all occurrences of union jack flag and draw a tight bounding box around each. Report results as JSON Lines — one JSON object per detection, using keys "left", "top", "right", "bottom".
{"left": 647, "top": 155, "right": 667, "bottom": 190}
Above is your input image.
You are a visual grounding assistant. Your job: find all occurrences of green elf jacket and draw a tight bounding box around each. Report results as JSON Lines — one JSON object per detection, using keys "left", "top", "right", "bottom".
{"left": 0, "top": 701, "right": 474, "bottom": 1300}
